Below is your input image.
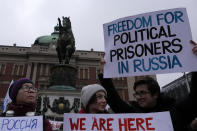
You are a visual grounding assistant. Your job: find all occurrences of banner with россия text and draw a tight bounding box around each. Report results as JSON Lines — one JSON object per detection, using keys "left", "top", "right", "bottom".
{"left": 0, "top": 116, "right": 43, "bottom": 131}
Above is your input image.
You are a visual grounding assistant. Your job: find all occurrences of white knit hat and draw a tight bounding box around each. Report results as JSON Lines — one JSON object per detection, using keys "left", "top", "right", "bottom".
{"left": 81, "top": 84, "right": 107, "bottom": 109}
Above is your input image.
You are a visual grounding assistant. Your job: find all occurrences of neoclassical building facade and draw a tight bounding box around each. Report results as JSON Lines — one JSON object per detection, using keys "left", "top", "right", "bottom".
{"left": 0, "top": 43, "right": 129, "bottom": 93}
{"left": 0, "top": 25, "right": 157, "bottom": 116}
{"left": 0, "top": 42, "right": 129, "bottom": 106}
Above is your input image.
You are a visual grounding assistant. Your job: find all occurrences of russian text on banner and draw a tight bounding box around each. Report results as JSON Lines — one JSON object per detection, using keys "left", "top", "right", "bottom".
{"left": 0, "top": 116, "right": 43, "bottom": 131}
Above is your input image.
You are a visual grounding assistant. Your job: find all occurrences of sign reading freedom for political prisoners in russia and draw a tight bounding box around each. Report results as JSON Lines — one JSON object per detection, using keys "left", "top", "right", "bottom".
{"left": 103, "top": 8, "right": 197, "bottom": 78}
{"left": 63, "top": 112, "right": 174, "bottom": 131}
{"left": 0, "top": 116, "right": 43, "bottom": 131}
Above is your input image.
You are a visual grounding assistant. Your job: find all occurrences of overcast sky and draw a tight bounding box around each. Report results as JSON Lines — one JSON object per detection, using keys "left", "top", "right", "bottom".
{"left": 0, "top": 0, "right": 196, "bottom": 87}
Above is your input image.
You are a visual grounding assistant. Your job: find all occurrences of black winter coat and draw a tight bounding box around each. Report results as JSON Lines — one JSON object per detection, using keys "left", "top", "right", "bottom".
{"left": 99, "top": 73, "right": 197, "bottom": 131}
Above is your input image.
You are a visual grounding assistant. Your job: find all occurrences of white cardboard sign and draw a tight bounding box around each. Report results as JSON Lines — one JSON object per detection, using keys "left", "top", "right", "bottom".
{"left": 0, "top": 116, "right": 43, "bottom": 131}
{"left": 103, "top": 8, "right": 196, "bottom": 78}
{"left": 63, "top": 112, "right": 174, "bottom": 131}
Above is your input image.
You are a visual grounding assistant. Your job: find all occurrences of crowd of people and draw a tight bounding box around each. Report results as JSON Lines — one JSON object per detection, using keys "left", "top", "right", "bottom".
{"left": 80, "top": 40, "right": 197, "bottom": 131}
{"left": 1, "top": 40, "right": 197, "bottom": 131}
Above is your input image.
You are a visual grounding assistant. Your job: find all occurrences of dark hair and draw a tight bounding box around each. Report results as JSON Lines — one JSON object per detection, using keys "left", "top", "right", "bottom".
{"left": 85, "top": 94, "right": 97, "bottom": 113}
{"left": 133, "top": 76, "right": 160, "bottom": 96}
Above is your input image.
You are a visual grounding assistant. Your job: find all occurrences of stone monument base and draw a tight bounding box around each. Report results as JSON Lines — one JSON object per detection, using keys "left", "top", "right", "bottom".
{"left": 36, "top": 64, "right": 80, "bottom": 121}
{"left": 50, "top": 64, "right": 77, "bottom": 89}
{"left": 36, "top": 90, "right": 81, "bottom": 121}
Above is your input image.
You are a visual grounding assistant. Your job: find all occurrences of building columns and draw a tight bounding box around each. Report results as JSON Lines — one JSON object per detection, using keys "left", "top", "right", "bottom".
{"left": 32, "top": 63, "right": 38, "bottom": 83}
{"left": 26, "top": 63, "right": 32, "bottom": 79}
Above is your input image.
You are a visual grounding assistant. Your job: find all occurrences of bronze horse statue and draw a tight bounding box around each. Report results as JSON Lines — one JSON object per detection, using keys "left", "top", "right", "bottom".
{"left": 56, "top": 17, "right": 75, "bottom": 64}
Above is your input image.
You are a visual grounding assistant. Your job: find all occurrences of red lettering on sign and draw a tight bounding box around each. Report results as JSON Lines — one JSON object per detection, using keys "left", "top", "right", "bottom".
{"left": 80, "top": 118, "right": 86, "bottom": 130}
{"left": 91, "top": 117, "right": 114, "bottom": 130}
{"left": 136, "top": 118, "right": 145, "bottom": 130}
{"left": 118, "top": 118, "right": 128, "bottom": 131}
{"left": 118, "top": 117, "right": 155, "bottom": 131}
{"left": 146, "top": 117, "right": 155, "bottom": 130}
{"left": 99, "top": 118, "right": 106, "bottom": 130}
{"left": 128, "top": 118, "right": 136, "bottom": 130}
{"left": 69, "top": 118, "right": 86, "bottom": 130}
{"left": 91, "top": 117, "right": 99, "bottom": 130}
{"left": 107, "top": 118, "right": 114, "bottom": 130}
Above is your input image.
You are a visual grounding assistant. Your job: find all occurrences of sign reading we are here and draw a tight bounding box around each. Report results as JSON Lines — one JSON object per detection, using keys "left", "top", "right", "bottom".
{"left": 63, "top": 112, "right": 173, "bottom": 131}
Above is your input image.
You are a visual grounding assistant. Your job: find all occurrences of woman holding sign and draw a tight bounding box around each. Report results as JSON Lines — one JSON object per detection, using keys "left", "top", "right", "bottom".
{"left": 2, "top": 78, "right": 52, "bottom": 131}
{"left": 78, "top": 84, "right": 108, "bottom": 113}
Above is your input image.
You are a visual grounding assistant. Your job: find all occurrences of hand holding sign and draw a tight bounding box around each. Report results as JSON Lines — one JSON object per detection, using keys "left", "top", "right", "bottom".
{"left": 190, "top": 118, "right": 197, "bottom": 130}
{"left": 100, "top": 54, "right": 106, "bottom": 72}
{"left": 191, "top": 40, "right": 197, "bottom": 56}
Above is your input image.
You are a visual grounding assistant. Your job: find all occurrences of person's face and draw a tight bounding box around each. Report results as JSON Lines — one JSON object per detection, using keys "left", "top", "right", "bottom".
{"left": 16, "top": 83, "right": 37, "bottom": 104}
{"left": 134, "top": 84, "right": 158, "bottom": 108}
{"left": 89, "top": 91, "right": 107, "bottom": 113}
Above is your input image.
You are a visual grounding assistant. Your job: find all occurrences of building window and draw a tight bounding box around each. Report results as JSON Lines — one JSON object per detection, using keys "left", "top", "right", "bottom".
{"left": 12, "top": 64, "right": 24, "bottom": 76}
{"left": 84, "top": 69, "right": 88, "bottom": 79}
{"left": 45, "top": 64, "right": 49, "bottom": 76}
{"left": 96, "top": 69, "right": 101, "bottom": 79}
{"left": 0, "top": 64, "right": 6, "bottom": 74}
{"left": 19, "top": 65, "right": 24, "bottom": 76}
{"left": 80, "top": 69, "right": 83, "bottom": 79}
{"left": 40, "top": 64, "right": 43, "bottom": 76}
{"left": 43, "top": 64, "right": 46, "bottom": 75}
{"left": 13, "top": 64, "right": 18, "bottom": 75}
{"left": 79, "top": 67, "right": 89, "bottom": 80}
{"left": 39, "top": 63, "right": 50, "bottom": 76}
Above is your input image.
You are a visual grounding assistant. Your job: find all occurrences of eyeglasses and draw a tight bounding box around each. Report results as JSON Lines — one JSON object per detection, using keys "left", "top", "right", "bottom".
{"left": 96, "top": 94, "right": 107, "bottom": 100}
{"left": 133, "top": 91, "right": 150, "bottom": 98}
{"left": 21, "top": 86, "right": 38, "bottom": 92}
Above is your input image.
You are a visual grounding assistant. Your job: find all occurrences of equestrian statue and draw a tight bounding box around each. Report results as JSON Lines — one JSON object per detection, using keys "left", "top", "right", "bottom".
{"left": 56, "top": 17, "right": 75, "bottom": 64}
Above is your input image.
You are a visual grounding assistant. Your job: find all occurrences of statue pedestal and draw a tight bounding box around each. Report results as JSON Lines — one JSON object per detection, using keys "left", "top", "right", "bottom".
{"left": 36, "top": 90, "right": 80, "bottom": 121}
{"left": 36, "top": 64, "right": 80, "bottom": 121}
{"left": 50, "top": 64, "right": 77, "bottom": 90}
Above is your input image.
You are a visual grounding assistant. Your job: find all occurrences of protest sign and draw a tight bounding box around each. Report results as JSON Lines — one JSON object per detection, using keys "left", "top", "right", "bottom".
{"left": 103, "top": 8, "right": 196, "bottom": 78}
{"left": 0, "top": 116, "right": 43, "bottom": 131}
{"left": 49, "top": 120, "right": 63, "bottom": 130}
{"left": 63, "top": 111, "right": 174, "bottom": 131}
